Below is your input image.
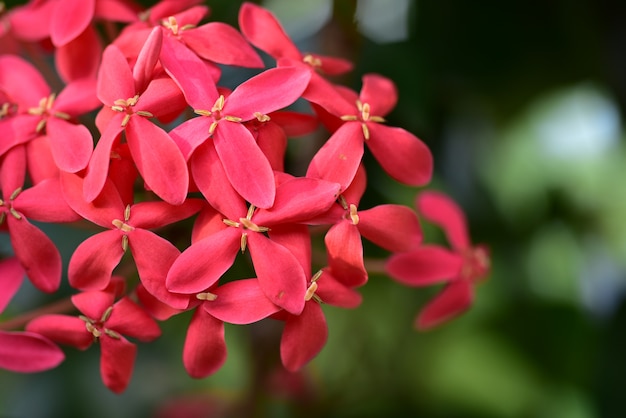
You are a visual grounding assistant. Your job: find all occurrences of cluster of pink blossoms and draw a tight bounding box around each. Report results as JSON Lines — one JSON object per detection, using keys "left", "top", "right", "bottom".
{"left": 0, "top": 0, "right": 490, "bottom": 393}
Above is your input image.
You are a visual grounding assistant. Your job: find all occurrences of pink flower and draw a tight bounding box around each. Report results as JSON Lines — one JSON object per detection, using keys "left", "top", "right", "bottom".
{"left": 386, "top": 191, "right": 490, "bottom": 330}
{"left": 27, "top": 289, "right": 161, "bottom": 393}
{"left": 0, "top": 257, "right": 65, "bottom": 373}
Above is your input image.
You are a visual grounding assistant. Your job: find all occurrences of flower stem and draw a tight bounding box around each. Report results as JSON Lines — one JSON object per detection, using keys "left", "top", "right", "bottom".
{"left": 0, "top": 297, "right": 75, "bottom": 331}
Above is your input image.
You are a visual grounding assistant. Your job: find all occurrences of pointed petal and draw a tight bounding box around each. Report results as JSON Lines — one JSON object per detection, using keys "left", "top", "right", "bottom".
{"left": 169, "top": 117, "right": 211, "bottom": 161}
{"left": 213, "top": 122, "right": 275, "bottom": 209}
{"left": 385, "top": 246, "right": 463, "bottom": 287}
{"left": 316, "top": 270, "right": 362, "bottom": 308}
{"left": 129, "top": 199, "right": 204, "bottom": 230}
{"left": 129, "top": 229, "right": 191, "bottom": 310}
{"left": 367, "top": 124, "right": 433, "bottom": 186}
{"left": 183, "top": 308, "right": 226, "bottom": 378}
{"left": 160, "top": 35, "right": 219, "bottom": 109}
{"left": 360, "top": 74, "right": 397, "bottom": 117}
{"left": 61, "top": 171, "right": 124, "bottom": 227}
{"left": 133, "top": 27, "right": 163, "bottom": 93}
{"left": 300, "top": 71, "right": 355, "bottom": 117}
{"left": 100, "top": 336, "right": 136, "bottom": 393}
{"left": 183, "top": 22, "right": 263, "bottom": 67}
{"left": 136, "top": 77, "right": 187, "bottom": 122}
{"left": 135, "top": 284, "right": 184, "bottom": 321}
{"left": 0, "top": 145, "right": 26, "bottom": 198}
{"left": 417, "top": 281, "right": 474, "bottom": 330}
{"left": 46, "top": 118, "right": 93, "bottom": 173}
{"left": 306, "top": 123, "right": 364, "bottom": 191}
{"left": 94, "top": 0, "right": 139, "bottom": 22}
{"left": 0, "top": 331, "right": 64, "bottom": 372}
{"left": 190, "top": 140, "right": 246, "bottom": 220}
{"left": 280, "top": 302, "right": 327, "bottom": 372}
{"left": 50, "top": 0, "right": 95, "bottom": 46}
{"left": 417, "top": 191, "right": 470, "bottom": 251}
{"left": 254, "top": 177, "right": 340, "bottom": 226}
{"left": 252, "top": 121, "right": 287, "bottom": 172}
{"left": 97, "top": 45, "right": 135, "bottom": 105}
{"left": 126, "top": 117, "right": 189, "bottom": 205}
{"left": 54, "top": 78, "right": 100, "bottom": 116}
{"left": 166, "top": 228, "right": 240, "bottom": 294}
{"left": 83, "top": 115, "right": 125, "bottom": 202}
{"left": 204, "top": 278, "right": 281, "bottom": 324}
{"left": 225, "top": 67, "right": 310, "bottom": 120}
{"left": 15, "top": 177, "right": 80, "bottom": 223}
{"left": 26, "top": 315, "right": 93, "bottom": 349}
{"left": 55, "top": 25, "right": 102, "bottom": 83}
{"left": 106, "top": 297, "right": 161, "bottom": 341}
{"left": 0, "top": 257, "right": 24, "bottom": 312}
{"left": 68, "top": 230, "right": 124, "bottom": 290}
{"left": 324, "top": 221, "right": 367, "bottom": 288}
{"left": 267, "top": 224, "right": 311, "bottom": 275}
{"left": 8, "top": 217, "right": 61, "bottom": 293}
{"left": 357, "top": 204, "right": 422, "bottom": 252}
{"left": 248, "top": 233, "right": 307, "bottom": 315}
{"left": 0, "top": 54, "right": 49, "bottom": 105}
{"left": 71, "top": 290, "right": 115, "bottom": 319}
{"left": 238, "top": 2, "right": 301, "bottom": 60}
{"left": 317, "top": 54, "right": 353, "bottom": 76}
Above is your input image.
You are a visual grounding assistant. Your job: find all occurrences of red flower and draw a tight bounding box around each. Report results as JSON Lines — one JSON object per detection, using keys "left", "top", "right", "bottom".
{"left": 386, "top": 191, "right": 490, "bottom": 330}
{"left": 27, "top": 289, "right": 161, "bottom": 393}
{"left": 0, "top": 257, "right": 65, "bottom": 373}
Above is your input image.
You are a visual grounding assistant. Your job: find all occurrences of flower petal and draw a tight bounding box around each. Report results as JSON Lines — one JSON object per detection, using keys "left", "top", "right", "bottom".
{"left": 50, "top": 0, "right": 95, "bottom": 46}
{"left": 359, "top": 74, "right": 397, "bottom": 117}
{"left": 68, "top": 230, "right": 124, "bottom": 291}
{"left": 46, "top": 118, "right": 93, "bottom": 173}
{"left": 55, "top": 26, "right": 102, "bottom": 83}
{"left": 204, "top": 278, "right": 281, "bottom": 324}
{"left": 0, "top": 257, "right": 24, "bottom": 313}
{"left": 324, "top": 220, "right": 367, "bottom": 288}
{"left": 100, "top": 335, "right": 136, "bottom": 394}
{"left": 357, "top": 204, "right": 422, "bottom": 252}
{"left": 0, "top": 331, "right": 64, "bottom": 373}
{"left": 280, "top": 302, "right": 327, "bottom": 372}
{"left": 26, "top": 315, "right": 93, "bottom": 349}
{"left": 15, "top": 177, "right": 80, "bottom": 223}
{"left": 106, "top": 297, "right": 161, "bottom": 341}
{"left": 133, "top": 27, "right": 162, "bottom": 93}
{"left": 417, "top": 191, "right": 470, "bottom": 251}
{"left": 183, "top": 22, "right": 263, "bottom": 67}
{"left": 385, "top": 246, "right": 463, "bottom": 287}
{"left": 97, "top": 45, "right": 135, "bottom": 105}
{"left": 183, "top": 308, "right": 226, "bottom": 378}
{"left": 417, "top": 281, "right": 474, "bottom": 330}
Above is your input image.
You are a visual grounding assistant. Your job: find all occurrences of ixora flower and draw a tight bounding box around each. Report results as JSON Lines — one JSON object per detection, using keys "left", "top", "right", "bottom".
{"left": 27, "top": 288, "right": 161, "bottom": 393}
{"left": 385, "top": 191, "right": 490, "bottom": 330}
{"left": 0, "top": 257, "right": 65, "bottom": 373}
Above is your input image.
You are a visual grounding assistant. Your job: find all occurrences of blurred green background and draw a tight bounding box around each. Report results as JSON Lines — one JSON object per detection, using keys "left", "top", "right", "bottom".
{"left": 2, "top": 0, "right": 626, "bottom": 417}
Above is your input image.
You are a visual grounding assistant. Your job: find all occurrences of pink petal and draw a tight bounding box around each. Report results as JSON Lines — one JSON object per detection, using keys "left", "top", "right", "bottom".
{"left": 317, "top": 54, "right": 353, "bottom": 76}
{"left": 25, "top": 137, "right": 59, "bottom": 184}
{"left": 46, "top": 118, "right": 93, "bottom": 173}
{"left": 68, "top": 230, "right": 124, "bottom": 290}
{"left": 306, "top": 123, "right": 364, "bottom": 192}
{"left": 254, "top": 177, "right": 340, "bottom": 226}
{"left": 367, "top": 123, "right": 433, "bottom": 186}
{"left": 129, "top": 229, "right": 191, "bottom": 310}
{"left": 248, "top": 233, "right": 307, "bottom": 315}
{"left": 183, "top": 22, "right": 263, "bottom": 67}
{"left": 61, "top": 171, "right": 124, "bottom": 227}
{"left": 129, "top": 199, "right": 204, "bottom": 230}
{"left": 224, "top": 67, "right": 310, "bottom": 120}
{"left": 14, "top": 177, "right": 80, "bottom": 223}
{"left": 268, "top": 111, "right": 319, "bottom": 137}
{"left": 204, "top": 278, "right": 281, "bottom": 324}
{"left": 267, "top": 224, "right": 311, "bottom": 275}
{"left": 160, "top": 35, "right": 219, "bottom": 109}
{"left": 0, "top": 55, "right": 49, "bottom": 105}
{"left": 106, "top": 297, "right": 161, "bottom": 341}
{"left": 9, "top": 1, "right": 56, "bottom": 42}
{"left": 280, "top": 302, "right": 327, "bottom": 372}
{"left": 191, "top": 140, "right": 247, "bottom": 219}
{"left": 54, "top": 78, "right": 100, "bottom": 116}
{"left": 26, "top": 315, "right": 93, "bottom": 349}
{"left": 8, "top": 217, "right": 61, "bottom": 293}
{"left": 357, "top": 204, "right": 422, "bottom": 252}
{"left": 385, "top": 246, "right": 463, "bottom": 287}
{"left": 251, "top": 120, "right": 287, "bottom": 172}
{"left": 72, "top": 290, "right": 115, "bottom": 319}
{"left": 97, "top": 45, "right": 135, "bottom": 105}
{"left": 83, "top": 114, "right": 125, "bottom": 202}
{"left": 359, "top": 74, "right": 397, "bottom": 117}
{"left": 300, "top": 71, "right": 355, "bottom": 117}
{"left": 50, "top": 0, "right": 95, "bottom": 46}
{"left": 0, "top": 330, "right": 64, "bottom": 373}
{"left": 169, "top": 117, "right": 211, "bottom": 161}
{"left": 238, "top": 2, "right": 301, "bottom": 61}
{"left": 417, "top": 281, "right": 474, "bottom": 330}
{"left": 183, "top": 308, "right": 227, "bottom": 378}
{"left": 417, "top": 191, "right": 470, "bottom": 252}
{"left": 191, "top": 205, "right": 228, "bottom": 243}
{"left": 136, "top": 76, "right": 187, "bottom": 123}
{"left": 100, "top": 335, "right": 137, "bottom": 393}
{"left": 0, "top": 137, "right": 27, "bottom": 195}
{"left": 324, "top": 220, "right": 367, "bottom": 288}
{"left": 133, "top": 27, "right": 163, "bottom": 93}
{"left": 166, "top": 227, "right": 240, "bottom": 294}
{"left": 125, "top": 116, "right": 189, "bottom": 205}
{"left": 316, "top": 270, "right": 362, "bottom": 308}
{"left": 55, "top": 25, "right": 102, "bottom": 83}
{"left": 94, "top": 0, "right": 140, "bottom": 22}
{"left": 135, "top": 284, "right": 184, "bottom": 321}
{"left": 213, "top": 122, "right": 275, "bottom": 209}
{"left": 148, "top": 0, "right": 205, "bottom": 23}
{"left": 0, "top": 257, "right": 24, "bottom": 312}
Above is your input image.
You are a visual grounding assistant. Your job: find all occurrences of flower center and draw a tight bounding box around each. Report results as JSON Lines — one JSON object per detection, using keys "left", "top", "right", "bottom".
{"left": 27, "top": 94, "right": 71, "bottom": 133}
{"left": 112, "top": 205, "right": 134, "bottom": 251}
{"left": 340, "top": 100, "right": 386, "bottom": 140}
{"left": 79, "top": 306, "right": 121, "bottom": 339}
{"left": 161, "top": 16, "right": 195, "bottom": 37}
{"left": 0, "top": 187, "right": 22, "bottom": 224}
{"left": 194, "top": 95, "right": 243, "bottom": 136}
{"left": 304, "top": 270, "right": 323, "bottom": 303}
{"left": 111, "top": 94, "right": 153, "bottom": 127}
{"left": 460, "top": 246, "right": 490, "bottom": 283}
{"left": 222, "top": 205, "right": 270, "bottom": 252}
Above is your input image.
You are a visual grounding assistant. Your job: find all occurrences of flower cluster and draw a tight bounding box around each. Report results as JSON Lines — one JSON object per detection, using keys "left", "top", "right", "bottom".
{"left": 0, "top": 0, "right": 489, "bottom": 393}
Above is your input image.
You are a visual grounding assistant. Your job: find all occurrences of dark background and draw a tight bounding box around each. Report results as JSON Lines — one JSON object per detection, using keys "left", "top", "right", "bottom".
{"left": 2, "top": 0, "right": 626, "bottom": 417}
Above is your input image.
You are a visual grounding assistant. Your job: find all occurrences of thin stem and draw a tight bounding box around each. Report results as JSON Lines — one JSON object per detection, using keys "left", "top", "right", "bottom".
{"left": 0, "top": 297, "right": 75, "bottom": 331}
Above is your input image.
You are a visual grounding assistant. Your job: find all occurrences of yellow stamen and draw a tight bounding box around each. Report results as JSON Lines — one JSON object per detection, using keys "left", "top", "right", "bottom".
{"left": 196, "top": 292, "right": 218, "bottom": 301}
